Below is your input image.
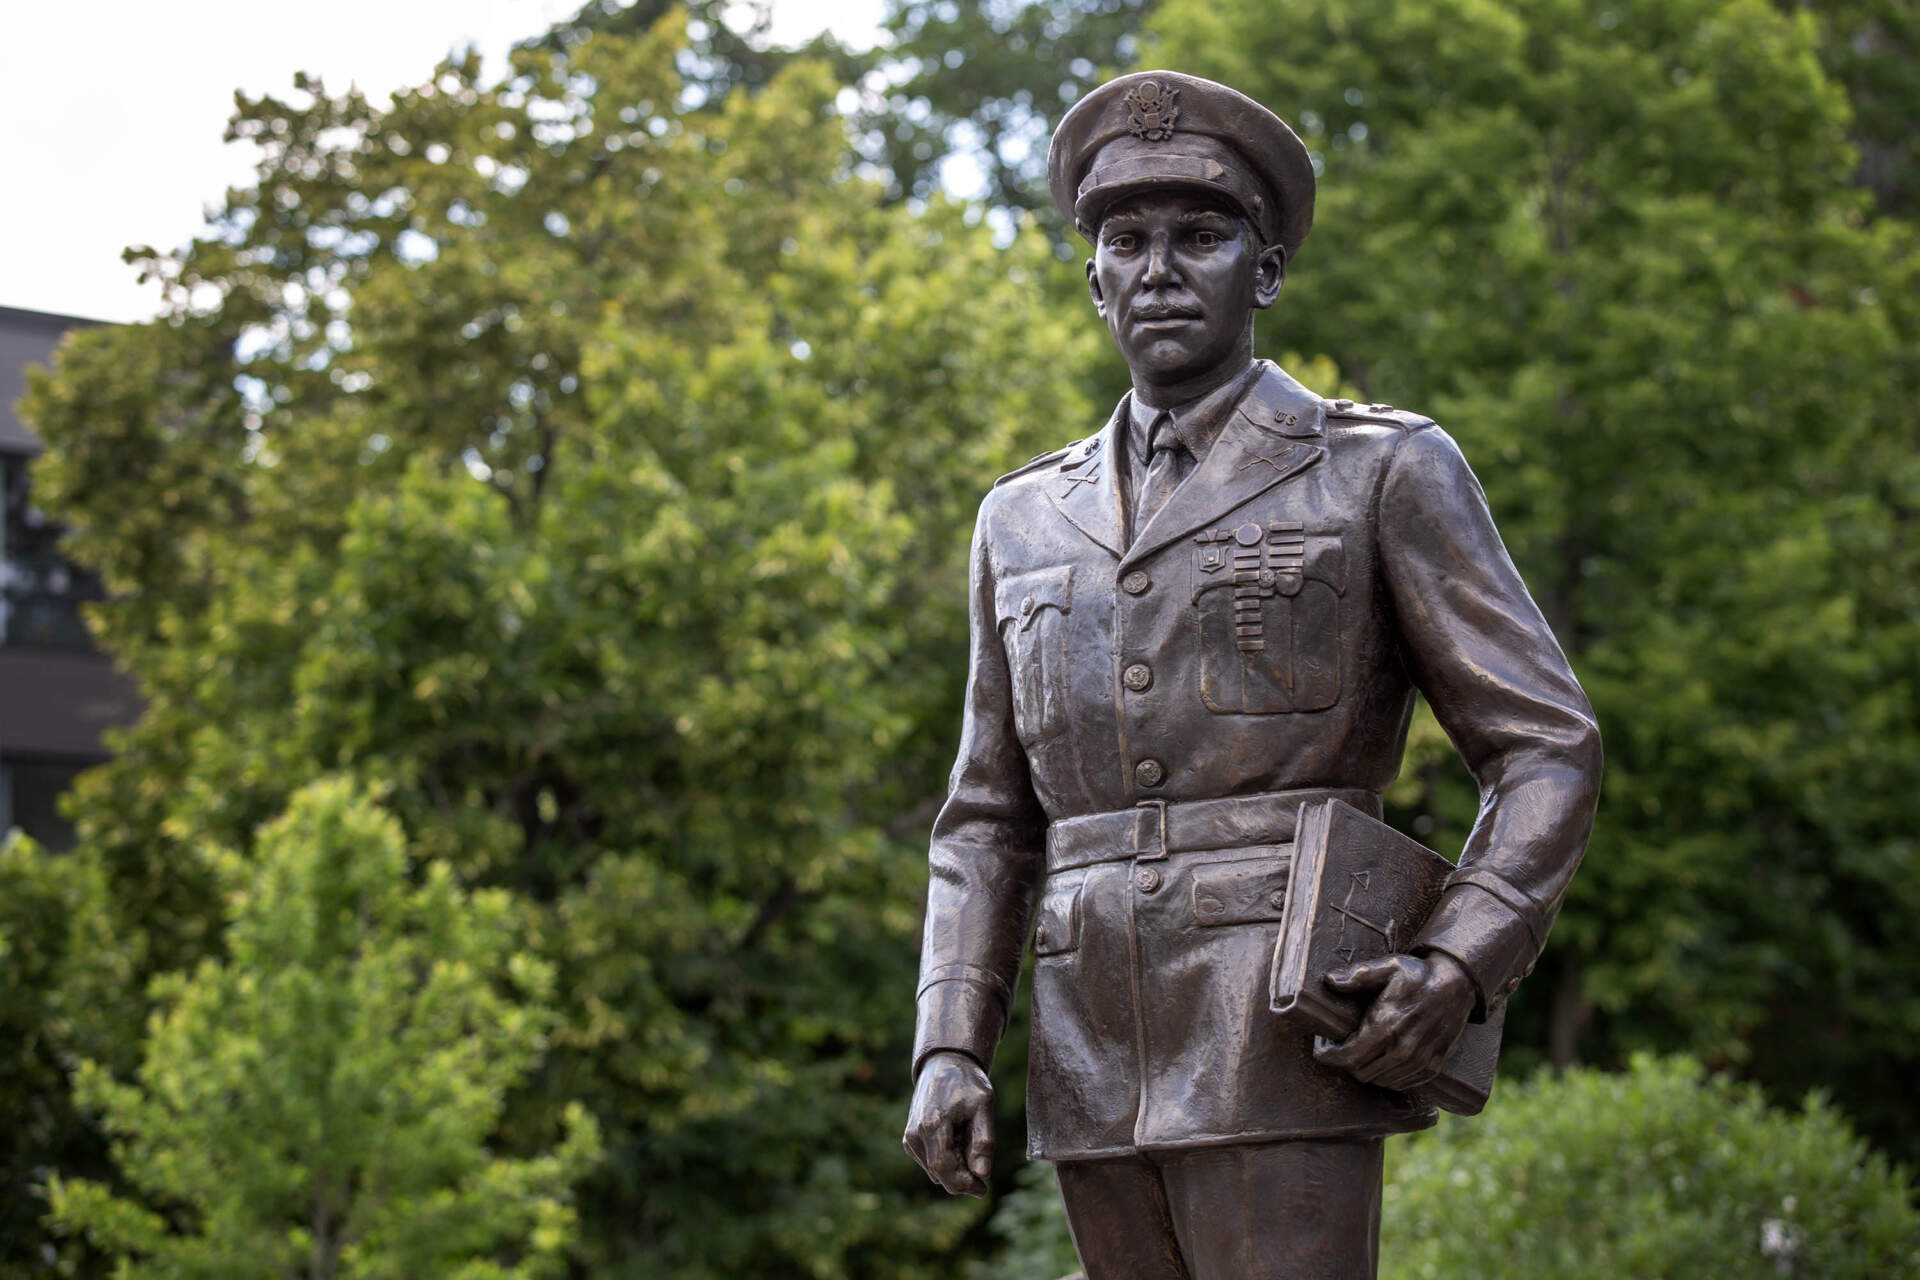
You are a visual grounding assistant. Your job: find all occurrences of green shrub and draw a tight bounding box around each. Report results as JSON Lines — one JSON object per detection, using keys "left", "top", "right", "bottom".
{"left": 969, "top": 1159, "right": 1082, "bottom": 1280}
{"left": 1385, "top": 1055, "right": 1915, "bottom": 1278}
{"left": 974, "top": 1056, "right": 1919, "bottom": 1278}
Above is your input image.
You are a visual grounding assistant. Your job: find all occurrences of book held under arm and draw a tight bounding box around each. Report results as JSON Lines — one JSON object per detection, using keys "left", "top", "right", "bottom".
{"left": 1271, "top": 798, "right": 1506, "bottom": 1115}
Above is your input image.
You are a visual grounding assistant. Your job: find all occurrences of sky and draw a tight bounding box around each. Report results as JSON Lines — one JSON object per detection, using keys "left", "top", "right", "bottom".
{"left": 0, "top": 0, "right": 886, "bottom": 324}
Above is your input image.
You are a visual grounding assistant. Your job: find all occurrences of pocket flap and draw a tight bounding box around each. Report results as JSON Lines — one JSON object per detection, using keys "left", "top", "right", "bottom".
{"left": 1303, "top": 534, "right": 1345, "bottom": 594}
{"left": 1190, "top": 855, "right": 1292, "bottom": 927}
{"left": 1033, "top": 881, "right": 1084, "bottom": 956}
{"left": 997, "top": 565, "right": 1074, "bottom": 631}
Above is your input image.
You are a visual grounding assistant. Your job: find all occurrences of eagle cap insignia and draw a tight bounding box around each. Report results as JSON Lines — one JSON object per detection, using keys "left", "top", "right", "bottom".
{"left": 1124, "top": 81, "right": 1180, "bottom": 141}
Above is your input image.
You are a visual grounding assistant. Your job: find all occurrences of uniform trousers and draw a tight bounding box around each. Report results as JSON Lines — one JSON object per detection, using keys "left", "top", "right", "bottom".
{"left": 1054, "top": 1139, "right": 1383, "bottom": 1280}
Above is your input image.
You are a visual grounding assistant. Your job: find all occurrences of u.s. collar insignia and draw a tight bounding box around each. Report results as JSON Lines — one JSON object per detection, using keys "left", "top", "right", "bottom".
{"left": 1124, "top": 81, "right": 1179, "bottom": 141}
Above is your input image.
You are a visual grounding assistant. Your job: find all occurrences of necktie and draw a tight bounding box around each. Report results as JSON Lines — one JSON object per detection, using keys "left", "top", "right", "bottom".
{"left": 1133, "top": 413, "right": 1190, "bottom": 545}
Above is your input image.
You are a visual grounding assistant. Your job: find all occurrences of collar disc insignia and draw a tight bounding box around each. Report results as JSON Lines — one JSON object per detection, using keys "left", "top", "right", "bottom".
{"left": 1124, "top": 81, "right": 1180, "bottom": 141}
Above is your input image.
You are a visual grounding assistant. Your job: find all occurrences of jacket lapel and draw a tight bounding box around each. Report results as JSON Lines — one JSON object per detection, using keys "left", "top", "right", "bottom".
{"left": 1043, "top": 401, "right": 1127, "bottom": 559}
{"left": 1122, "top": 362, "right": 1328, "bottom": 567}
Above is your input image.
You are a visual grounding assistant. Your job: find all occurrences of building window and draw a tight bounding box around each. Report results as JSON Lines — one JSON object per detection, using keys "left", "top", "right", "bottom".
{"left": 0, "top": 759, "right": 83, "bottom": 852}
{"left": 2, "top": 451, "right": 102, "bottom": 651}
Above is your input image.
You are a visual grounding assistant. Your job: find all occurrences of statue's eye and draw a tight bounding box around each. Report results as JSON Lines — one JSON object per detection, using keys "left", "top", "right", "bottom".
{"left": 1191, "top": 229, "right": 1223, "bottom": 248}
{"left": 1105, "top": 233, "right": 1139, "bottom": 253}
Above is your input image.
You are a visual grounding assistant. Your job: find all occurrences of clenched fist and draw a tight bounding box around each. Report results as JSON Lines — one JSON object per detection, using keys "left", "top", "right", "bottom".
{"left": 902, "top": 1051, "right": 995, "bottom": 1197}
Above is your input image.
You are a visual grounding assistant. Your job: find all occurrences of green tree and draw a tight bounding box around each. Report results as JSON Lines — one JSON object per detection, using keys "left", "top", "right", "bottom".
{"left": 22, "top": 12, "right": 1097, "bottom": 1276}
{"left": 1784, "top": 0, "right": 1920, "bottom": 217}
{"left": 532, "top": 0, "right": 871, "bottom": 110}
{"left": 1138, "top": 0, "right": 1920, "bottom": 1154}
{"left": 1384, "top": 1056, "right": 1920, "bottom": 1278}
{"left": 46, "top": 778, "right": 599, "bottom": 1278}
{"left": 0, "top": 835, "right": 123, "bottom": 1273}
{"left": 872, "top": 0, "right": 1155, "bottom": 210}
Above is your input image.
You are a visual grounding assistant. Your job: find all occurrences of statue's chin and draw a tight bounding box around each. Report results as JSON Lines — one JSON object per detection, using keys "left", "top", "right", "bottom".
{"left": 1120, "top": 334, "right": 1206, "bottom": 375}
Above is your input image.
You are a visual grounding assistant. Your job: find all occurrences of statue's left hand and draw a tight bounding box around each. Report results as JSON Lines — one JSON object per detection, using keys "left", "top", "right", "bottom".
{"left": 1313, "top": 951, "right": 1476, "bottom": 1093}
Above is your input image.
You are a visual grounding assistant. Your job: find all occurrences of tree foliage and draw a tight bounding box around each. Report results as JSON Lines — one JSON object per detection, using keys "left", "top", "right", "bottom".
{"left": 872, "top": 0, "right": 1154, "bottom": 210}
{"left": 1786, "top": 0, "right": 1920, "bottom": 217}
{"left": 47, "top": 779, "right": 599, "bottom": 1278}
{"left": 0, "top": 835, "right": 120, "bottom": 1266}
{"left": 22, "top": 13, "right": 1096, "bottom": 1276}
{"left": 1383, "top": 1056, "right": 1919, "bottom": 1278}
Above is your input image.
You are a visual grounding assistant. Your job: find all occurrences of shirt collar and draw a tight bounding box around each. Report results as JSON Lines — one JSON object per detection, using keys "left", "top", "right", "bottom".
{"left": 1127, "top": 362, "right": 1261, "bottom": 464}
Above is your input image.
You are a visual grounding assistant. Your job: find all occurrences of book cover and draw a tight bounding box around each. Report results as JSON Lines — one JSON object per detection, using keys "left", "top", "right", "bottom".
{"left": 1270, "top": 798, "right": 1505, "bottom": 1115}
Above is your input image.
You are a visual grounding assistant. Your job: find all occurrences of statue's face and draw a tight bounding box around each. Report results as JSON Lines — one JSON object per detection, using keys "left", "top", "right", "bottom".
{"left": 1087, "top": 189, "right": 1283, "bottom": 388}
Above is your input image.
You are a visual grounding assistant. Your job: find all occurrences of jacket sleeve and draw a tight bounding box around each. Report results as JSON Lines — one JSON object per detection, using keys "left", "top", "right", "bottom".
{"left": 912, "top": 496, "right": 1049, "bottom": 1076}
{"left": 1377, "top": 425, "right": 1603, "bottom": 1017}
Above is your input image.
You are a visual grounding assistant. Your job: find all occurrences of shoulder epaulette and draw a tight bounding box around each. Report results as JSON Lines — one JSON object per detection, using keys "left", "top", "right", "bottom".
{"left": 1323, "top": 397, "right": 1436, "bottom": 432}
{"left": 992, "top": 435, "right": 1100, "bottom": 487}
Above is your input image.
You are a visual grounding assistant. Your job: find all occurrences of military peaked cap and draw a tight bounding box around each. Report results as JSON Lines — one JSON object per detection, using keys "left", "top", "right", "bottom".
{"left": 1048, "top": 70, "right": 1316, "bottom": 262}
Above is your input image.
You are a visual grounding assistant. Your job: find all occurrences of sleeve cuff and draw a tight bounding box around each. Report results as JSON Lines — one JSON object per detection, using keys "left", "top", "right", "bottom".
{"left": 912, "top": 974, "right": 1009, "bottom": 1077}
{"left": 1414, "top": 881, "right": 1539, "bottom": 1020}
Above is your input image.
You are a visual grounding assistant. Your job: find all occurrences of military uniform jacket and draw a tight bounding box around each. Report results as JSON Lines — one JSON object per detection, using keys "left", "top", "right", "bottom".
{"left": 915, "top": 361, "right": 1602, "bottom": 1160}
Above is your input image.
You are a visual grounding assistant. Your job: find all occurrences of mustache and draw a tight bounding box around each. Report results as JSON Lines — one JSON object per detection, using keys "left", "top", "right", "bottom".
{"left": 1131, "top": 302, "right": 1203, "bottom": 320}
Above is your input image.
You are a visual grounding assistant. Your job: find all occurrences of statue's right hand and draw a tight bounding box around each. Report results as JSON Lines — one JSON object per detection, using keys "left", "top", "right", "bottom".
{"left": 902, "top": 1051, "right": 995, "bottom": 1197}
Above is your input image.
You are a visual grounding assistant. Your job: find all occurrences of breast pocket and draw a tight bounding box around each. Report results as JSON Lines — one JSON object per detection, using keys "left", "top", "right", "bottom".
{"left": 1193, "top": 525, "right": 1345, "bottom": 715}
{"left": 996, "top": 565, "right": 1073, "bottom": 744}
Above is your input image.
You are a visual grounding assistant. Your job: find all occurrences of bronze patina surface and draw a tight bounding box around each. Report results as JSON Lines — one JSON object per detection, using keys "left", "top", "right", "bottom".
{"left": 903, "top": 70, "right": 1602, "bottom": 1279}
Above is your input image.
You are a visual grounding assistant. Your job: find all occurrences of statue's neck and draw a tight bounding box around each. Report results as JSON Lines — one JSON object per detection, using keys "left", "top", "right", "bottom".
{"left": 1133, "top": 354, "right": 1256, "bottom": 412}
{"left": 1131, "top": 324, "right": 1258, "bottom": 410}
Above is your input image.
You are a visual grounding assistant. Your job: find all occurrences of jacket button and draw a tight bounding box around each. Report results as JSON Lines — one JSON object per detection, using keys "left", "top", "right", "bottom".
{"left": 1021, "top": 595, "right": 1036, "bottom": 616}
{"left": 1134, "top": 758, "right": 1165, "bottom": 787}
{"left": 1196, "top": 895, "right": 1224, "bottom": 918}
{"left": 1269, "top": 888, "right": 1288, "bottom": 910}
{"left": 1122, "top": 663, "right": 1152, "bottom": 692}
{"left": 1122, "top": 570, "right": 1151, "bottom": 595}
{"left": 1136, "top": 866, "right": 1163, "bottom": 894}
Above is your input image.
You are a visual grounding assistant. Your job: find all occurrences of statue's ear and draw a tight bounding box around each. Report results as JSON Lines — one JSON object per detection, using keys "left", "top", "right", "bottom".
{"left": 1086, "top": 258, "right": 1106, "bottom": 316}
{"left": 1253, "top": 242, "right": 1287, "bottom": 310}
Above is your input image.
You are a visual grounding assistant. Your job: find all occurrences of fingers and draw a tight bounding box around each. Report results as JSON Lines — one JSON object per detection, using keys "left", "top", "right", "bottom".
{"left": 928, "top": 1101, "right": 988, "bottom": 1196}
{"left": 1316, "top": 957, "right": 1467, "bottom": 1090}
{"left": 965, "top": 1097, "right": 995, "bottom": 1185}
{"left": 1324, "top": 956, "right": 1403, "bottom": 993}
{"left": 903, "top": 1060, "right": 993, "bottom": 1197}
{"left": 1313, "top": 1004, "right": 1401, "bottom": 1076}
{"left": 905, "top": 1114, "right": 976, "bottom": 1196}
{"left": 923, "top": 1110, "right": 974, "bottom": 1196}
{"left": 1316, "top": 1013, "right": 1440, "bottom": 1088}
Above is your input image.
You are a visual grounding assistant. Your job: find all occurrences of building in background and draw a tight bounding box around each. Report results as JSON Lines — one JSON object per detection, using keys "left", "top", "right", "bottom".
{"left": 0, "top": 305, "right": 139, "bottom": 849}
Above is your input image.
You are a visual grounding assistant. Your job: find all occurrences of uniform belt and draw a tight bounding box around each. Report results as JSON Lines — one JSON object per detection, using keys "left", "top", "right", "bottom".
{"left": 1045, "top": 788, "right": 1381, "bottom": 874}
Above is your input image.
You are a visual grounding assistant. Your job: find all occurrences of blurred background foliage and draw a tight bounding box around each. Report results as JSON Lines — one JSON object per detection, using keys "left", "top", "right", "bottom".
{"left": 8, "top": 0, "right": 1919, "bottom": 1274}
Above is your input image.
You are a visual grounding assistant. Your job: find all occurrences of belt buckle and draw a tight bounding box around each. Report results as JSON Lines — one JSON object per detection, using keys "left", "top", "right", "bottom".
{"left": 1133, "top": 799, "right": 1169, "bottom": 861}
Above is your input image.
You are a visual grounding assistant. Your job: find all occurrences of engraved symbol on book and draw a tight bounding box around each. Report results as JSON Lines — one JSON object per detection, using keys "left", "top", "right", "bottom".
{"left": 1329, "top": 869, "right": 1396, "bottom": 964}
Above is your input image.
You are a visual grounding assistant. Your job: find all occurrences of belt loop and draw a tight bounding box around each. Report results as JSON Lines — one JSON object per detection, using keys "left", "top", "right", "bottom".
{"left": 1134, "top": 799, "right": 1168, "bottom": 861}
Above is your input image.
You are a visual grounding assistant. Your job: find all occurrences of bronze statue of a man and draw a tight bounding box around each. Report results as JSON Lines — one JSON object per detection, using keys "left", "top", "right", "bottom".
{"left": 903, "top": 70, "right": 1602, "bottom": 1278}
